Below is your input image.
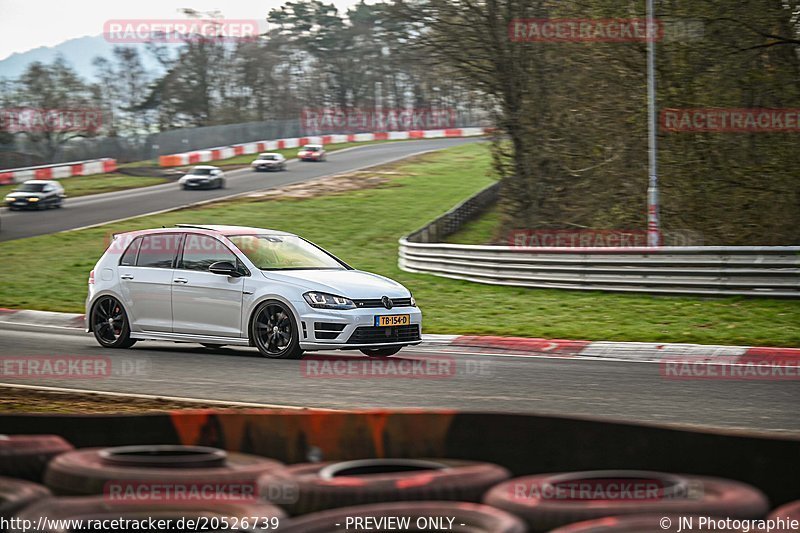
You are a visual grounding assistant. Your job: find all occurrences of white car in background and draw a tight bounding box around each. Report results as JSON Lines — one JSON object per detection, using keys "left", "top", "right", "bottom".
{"left": 85, "top": 224, "right": 421, "bottom": 360}
{"left": 178, "top": 166, "right": 226, "bottom": 190}
{"left": 251, "top": 153, "right": 287, "bottom": 172}
{"left": 297, "top": 144, "right": 326, "bottom": 162}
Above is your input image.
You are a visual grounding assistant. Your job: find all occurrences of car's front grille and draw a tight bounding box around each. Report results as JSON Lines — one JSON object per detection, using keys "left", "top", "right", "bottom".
{"left": 314, "top": 322, "right": 346, "bottom": 340}
{"left": 354, "top": 298, "right": 413, "bottom": 309}
{"left": 346, "top": 325, "right": 420, "bottom": 345}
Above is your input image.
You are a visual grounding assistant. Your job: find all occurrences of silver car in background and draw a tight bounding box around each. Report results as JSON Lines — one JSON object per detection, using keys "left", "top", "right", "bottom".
{"left": 251, "top": 153, "right": 287, "bottom": 171}
{"left": 86, "top": 224, "right": 421, "bottom": 359}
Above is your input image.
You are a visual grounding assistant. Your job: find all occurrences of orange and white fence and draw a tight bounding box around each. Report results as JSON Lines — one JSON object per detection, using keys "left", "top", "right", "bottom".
{"left": 0, "top": 158, "right": 117, "bottom": 185}
{"left": 158, "top": 127, "right": 491, "bottom": 167}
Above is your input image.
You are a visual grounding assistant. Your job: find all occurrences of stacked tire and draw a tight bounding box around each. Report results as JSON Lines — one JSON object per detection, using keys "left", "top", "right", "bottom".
{"left": 16, "top": 444, "right": 287, "bottom": 532}
{"left": 0, "top": 434, "right": 72, "bottom": 482}
{"left": 483, "top": 470, "right": 770, "bottom": 532}
{"left": 257, "top": 458, "right": 512, "bottom": 515}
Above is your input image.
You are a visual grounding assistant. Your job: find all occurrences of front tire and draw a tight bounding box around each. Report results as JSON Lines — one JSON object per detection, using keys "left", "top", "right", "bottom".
{"left": 90, "top": 296, "right": 136, "bottom": 348}
{"left": 360, "top": 346, "right": 403, "bottom": 357}
{"left": 251, "top": 300, "right": 304, "bottom": 359}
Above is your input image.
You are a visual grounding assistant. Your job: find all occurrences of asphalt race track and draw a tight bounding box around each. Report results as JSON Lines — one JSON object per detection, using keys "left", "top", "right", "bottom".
{"left": 0, "top": 137, "right": 480, "bottom": 242}
{"left": 1, "top": 136, "right": 796, "bottom": 436}
{"left": 1, "top": 322, "right": 797, "bottom": 434}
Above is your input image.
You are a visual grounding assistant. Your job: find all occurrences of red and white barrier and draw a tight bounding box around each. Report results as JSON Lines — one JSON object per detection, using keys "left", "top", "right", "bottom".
{"left": 158, "top": 127, "right": 491, "bottom": 167}
{"left": 0, "top": 158, "right": 117, "bottom": 185}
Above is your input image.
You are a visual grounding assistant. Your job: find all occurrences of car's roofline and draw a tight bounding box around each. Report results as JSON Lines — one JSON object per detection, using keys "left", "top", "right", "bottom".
{"left": 112, "top": 225, "right": 297, "bottom": 239}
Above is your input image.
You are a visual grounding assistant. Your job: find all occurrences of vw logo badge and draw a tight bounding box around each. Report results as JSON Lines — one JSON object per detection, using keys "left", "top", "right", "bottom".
{"left": 381, "top": 296, "right": 393, "bottom": 309}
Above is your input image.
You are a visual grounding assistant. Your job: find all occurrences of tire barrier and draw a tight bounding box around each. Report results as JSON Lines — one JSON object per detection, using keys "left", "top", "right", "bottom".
{"left": 258, "top": 458, "right": 511, "bottom": 515}
{"left": 278, "top": 501, "right": 526, "bottom": 533}
{"left": 483, "top": 470, "right": 770, "bottom": 532}
{"left": 11, "top": 497, "right": 286, "bottom": 533}
{"left": 769, "top": 501, "right": 800, "bottom": 520}
{"left": 44, "top": 445, "right": 285, "bottom": 496}
{"left": 548, "top": 514, "right": 761, "bottom": 533}
{"left": 0, "top": 434, "right": 73, "bottom": 482}
{"left": 0, "top": 477, "right": 51, "bottom": 521}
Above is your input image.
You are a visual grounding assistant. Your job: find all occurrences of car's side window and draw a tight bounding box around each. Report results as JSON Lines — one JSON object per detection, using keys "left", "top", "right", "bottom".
{"left": 136, "top": 234, "right": 181, "bottom": 268}
{"left": 180, "top": 234, "right": 238, "bottom": 272}
{"left": 119, "top": 237, "right": 142, "bottom": 266}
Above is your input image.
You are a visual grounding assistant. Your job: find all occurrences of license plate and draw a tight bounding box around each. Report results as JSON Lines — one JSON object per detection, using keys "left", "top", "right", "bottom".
{"left": 375, "top": 314, "right": 410, "bottom": 327}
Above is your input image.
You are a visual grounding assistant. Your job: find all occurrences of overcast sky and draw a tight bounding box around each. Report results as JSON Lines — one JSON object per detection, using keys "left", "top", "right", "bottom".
{"left": 0, "top": 0, "right": 367, "bottom": 61}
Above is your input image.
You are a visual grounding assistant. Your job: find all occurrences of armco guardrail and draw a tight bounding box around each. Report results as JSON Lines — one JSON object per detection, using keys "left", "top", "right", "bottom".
{"left": 158, "top": 127, "right": 490, "bottom": 167}
{"left": 399, "top": 183, "right": 800, "bottom": 298}
{"left": 0, "top": 158, "right": 117, "bottom": 185}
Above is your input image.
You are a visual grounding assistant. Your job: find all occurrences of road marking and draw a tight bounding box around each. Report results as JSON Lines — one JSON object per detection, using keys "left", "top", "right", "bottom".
{"left": 0, "top": 382, "right": 339, "bottom": 410}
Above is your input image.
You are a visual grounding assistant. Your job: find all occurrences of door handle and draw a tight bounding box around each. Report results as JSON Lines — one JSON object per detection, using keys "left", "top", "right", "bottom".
{"left": 120, "top": 274, "right": 134, "bottom": 280}
{"left": 173, "top": 278, "right": 189, "bottom": 284}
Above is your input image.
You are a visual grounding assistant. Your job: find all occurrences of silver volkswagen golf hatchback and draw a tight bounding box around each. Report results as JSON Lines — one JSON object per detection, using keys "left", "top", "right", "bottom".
{"left": 86, "top": 225, "right": 422, "bottom": 359}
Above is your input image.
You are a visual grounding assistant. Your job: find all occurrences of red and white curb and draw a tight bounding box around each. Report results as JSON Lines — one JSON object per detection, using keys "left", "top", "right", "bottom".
{"left": 158, "top": 127, "right": 490, "bottom": 167}
{"left": 0, "top": 158, "right": 117, "bottom": 185}
{"left": 1, "top": 309, "right": 797, "bottom": 367}
{"left": 417, "top": 334, "right": 800, "bottom": 367}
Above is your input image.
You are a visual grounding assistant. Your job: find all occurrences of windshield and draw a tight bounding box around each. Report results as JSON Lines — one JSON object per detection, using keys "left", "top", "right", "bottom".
{"left": 17, "top": 183, "right": 46, "bottom": 192}
{"left": 304, "top": 146, "right": 320, "bottom": 152}
{"left": 189, "top": 168, "right": 213, "bottom": 175}
{"left": 260, "top": 154, "right": 278, "bottom": 160}
{"left": 228, "top": 235, "right": 345, "bottom": 270}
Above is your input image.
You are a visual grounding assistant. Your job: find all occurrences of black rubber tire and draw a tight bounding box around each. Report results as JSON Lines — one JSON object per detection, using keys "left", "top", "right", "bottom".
{"left": 483, "top": 471, "right": 770, "bottom": 532}
{"left": 44, "top": 445, "right": 286, "bottom": 496}
{"left": 12, "top": 496, "right": 286, "bottom": 533}
{"left": 0, "top": 434, "right": 73, "bottom": 482}
{"left": 250, "top": 300, "right": 304, "bottom": 359}
{"left": 258, "top": 458, "right": 511, "bottom": 515}
{"left": 279, "top": 501, "right": 526, "bottom": 533}
{"left": 770, "top": 500, "right": 800, "bottom": 520}
{"left": 360, "top": 346, "right": 403, "bottom": 357}
{"left": 549, "top": 514, "right": 755, "bottom": 533}
{"left": 89, "top": 296, "right": 137, "bottom": 349}
{"left": 0, "top": 476, "right": 51, "bottom": 519}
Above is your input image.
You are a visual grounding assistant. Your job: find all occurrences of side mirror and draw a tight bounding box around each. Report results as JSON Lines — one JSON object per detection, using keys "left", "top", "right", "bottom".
{"left": 208, "top": 261, "right": 242, "bottom": 277}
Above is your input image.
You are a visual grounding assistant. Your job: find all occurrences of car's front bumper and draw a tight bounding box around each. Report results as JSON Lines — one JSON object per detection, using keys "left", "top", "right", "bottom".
{"left": 253, "top": 164, "right": 281, "bottom": 170}
{"left": 294, "top": 304, "right": 422, "bottom": 351}
{"left": 181, "top": 180, "right": 215, "bottom": 189}
{"left": 6, "top": 200, "right": 41, "bottom": 208}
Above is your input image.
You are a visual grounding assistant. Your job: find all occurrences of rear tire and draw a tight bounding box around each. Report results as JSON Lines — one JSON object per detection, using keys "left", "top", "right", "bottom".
{"left": 90, "top": 296, "right": 136, "bottom": 349}
{"left": 360, "top": 346, "right": 402, "bottom": 357}
{"left": 251, "top": 300, "right": 304, "bottom": 359}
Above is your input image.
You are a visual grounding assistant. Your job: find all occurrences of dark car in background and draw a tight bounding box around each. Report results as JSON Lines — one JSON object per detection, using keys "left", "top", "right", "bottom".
{"left": 4, "top": 180, "right": 65, "bottom": 210}
{"left": 178, "top": 166, "right": 226, "bottom": 190}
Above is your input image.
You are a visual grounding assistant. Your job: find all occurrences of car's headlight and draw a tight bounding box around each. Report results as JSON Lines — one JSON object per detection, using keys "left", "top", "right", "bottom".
{"left": 4, "top": 196, "right": 13, "bottom": 202}
{"left": 28, "top": 197, "right": 39, "bottom": 202}
{"left": 410, "top": 295, "right": 417, "bottom": 307}
{"left": 303, "top": 292, "right": 356, "bottom": 310}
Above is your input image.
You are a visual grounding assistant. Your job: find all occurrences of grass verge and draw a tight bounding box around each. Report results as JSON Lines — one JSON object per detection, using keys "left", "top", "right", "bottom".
{"left": 0, "top": 386, "right": 251, "bottom": 413}
{"left": 0, "top": 174, "right": 169, "bottom": 199}
{"left": 0, "top": 143, "right": 798, "bottom": 346}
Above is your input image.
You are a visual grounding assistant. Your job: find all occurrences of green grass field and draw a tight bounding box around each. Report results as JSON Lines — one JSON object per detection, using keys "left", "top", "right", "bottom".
{"left": 1, "top": 143, "right": 798, "bottom": 346}
{"left": 0, "top": 174, "right": 169, "bottom": 199}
